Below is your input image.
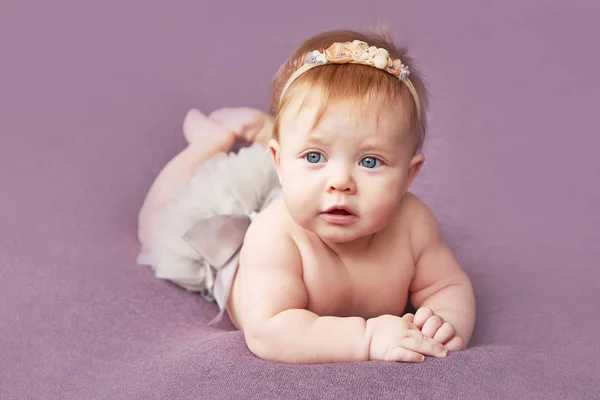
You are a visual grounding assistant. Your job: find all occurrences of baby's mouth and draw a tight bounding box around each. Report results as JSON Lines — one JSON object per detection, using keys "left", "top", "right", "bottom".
{"left": 320, "top": 206, "right": 357, "bottom": 225}
{"left": 327, "top": 208, "right": 352, "bottom": 215}
{"left": 323, "top": 206, "right": 355, "bottom": 216}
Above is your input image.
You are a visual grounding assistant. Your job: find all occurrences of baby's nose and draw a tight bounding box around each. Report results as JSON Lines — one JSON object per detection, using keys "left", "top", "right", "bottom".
{"left": 327, "top": 165, "right": 356, "bottom": 193}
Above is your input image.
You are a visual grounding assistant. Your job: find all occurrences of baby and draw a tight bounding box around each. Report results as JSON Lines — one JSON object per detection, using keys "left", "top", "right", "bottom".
{"left": 138, "top": 29, "right": 475, "bottom": 365}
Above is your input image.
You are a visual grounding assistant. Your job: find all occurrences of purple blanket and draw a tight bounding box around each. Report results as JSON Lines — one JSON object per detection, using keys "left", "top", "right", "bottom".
{"left": 1, "top": 1, "right": 598, "bottom": 399}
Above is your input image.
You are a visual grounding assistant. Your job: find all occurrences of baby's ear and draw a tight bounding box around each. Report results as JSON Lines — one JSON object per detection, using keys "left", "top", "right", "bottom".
{"left": 268, "top": 139, "right": 282, "bottom": 183}
{"left": 406, "top": 153, "right": 425, "bottom": 187}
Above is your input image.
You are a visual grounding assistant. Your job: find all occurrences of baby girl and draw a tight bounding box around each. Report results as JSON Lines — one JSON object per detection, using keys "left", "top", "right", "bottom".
{"left": 138, "top": 29, "right": 476, "bottom": 364}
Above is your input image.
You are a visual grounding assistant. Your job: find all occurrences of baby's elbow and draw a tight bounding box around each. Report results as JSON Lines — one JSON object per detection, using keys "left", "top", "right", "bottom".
{"left": 243, "top": 317, "right": 306, "bottom": 363}
{"left": 243, "top": 325, "right": 280, "bottom": 362}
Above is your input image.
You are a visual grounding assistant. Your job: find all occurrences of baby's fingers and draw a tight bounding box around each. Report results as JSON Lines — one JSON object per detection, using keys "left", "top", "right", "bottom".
{"left": 413, "top": 307, "right": 434, "bottom": 328}
{"left": 421, "top": 315, "right": 444, "bottom": 338}
{"left": 432, "top": 322, "right": 456, "bottom": 344}
{"left": 444, "top": 336, "right": 464, "bottom": 352}
{"left": 385, "top": 347, "right": 426, "bottom": 363}
{"left": 402, "top": 332, "right": 448, "bottom": 358}
{"left": 401, "top": 313, "right": 415, "bottom": 323}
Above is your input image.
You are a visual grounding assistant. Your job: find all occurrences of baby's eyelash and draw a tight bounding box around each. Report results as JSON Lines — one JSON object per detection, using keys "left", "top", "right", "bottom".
{"left": 303, "top": 151, "right": 326, "bottom": 163}
{"left": 360, "top": 156, "right": 383, "bottom": 169}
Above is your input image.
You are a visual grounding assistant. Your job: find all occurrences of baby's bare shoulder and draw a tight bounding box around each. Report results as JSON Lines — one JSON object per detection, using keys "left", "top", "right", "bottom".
{"left": 398, "top": 192, "right": 443, "bottom": 254}
{"left": 245, "top": 197, "right": 294, "bottom": 240}
{"left": 240, "top": 197, "right": 301, "bottom": 270}
{"left": 393, "top": 192, "right": 435, "bottom": 227}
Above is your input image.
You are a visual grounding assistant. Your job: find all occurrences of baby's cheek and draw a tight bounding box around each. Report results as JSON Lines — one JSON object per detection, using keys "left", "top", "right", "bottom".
{"left": 282, "top": 183, "right": 314, "bottom": 226}
{"left": 365, "top": 192, "right": 400, "bottom": 228}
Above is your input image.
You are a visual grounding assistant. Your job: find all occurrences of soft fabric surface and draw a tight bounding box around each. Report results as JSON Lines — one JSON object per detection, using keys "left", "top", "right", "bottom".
{"left": 1, "top": 1, "right": 599, "bottom": 399}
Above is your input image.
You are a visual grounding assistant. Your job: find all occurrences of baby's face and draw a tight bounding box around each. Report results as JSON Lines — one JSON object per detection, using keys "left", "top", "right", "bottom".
{"left": 270, "top": 100, "right": 423, "bottom": 243}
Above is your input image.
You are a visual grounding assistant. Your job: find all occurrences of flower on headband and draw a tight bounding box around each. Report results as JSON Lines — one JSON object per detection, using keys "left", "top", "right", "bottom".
{"left": 399, "top": 65, "right": 410, "bottom": 80}
{"left": 305, "top": 50, "right": 327, "bottom": 65}
{"left": 385, "top": 59, "right": 410, "bottom": 80}
{"left": 351, "top": 40, "right": 369, "bottom": 59}
{"left": 344, "top": 42, "right": 391, "bottom": 70}
{"left": 386, "top": 59, "right": 403, "bottom": 77}
{"left": 323, "top": 42, "right": 354, "bottom": 63}
{"left": 371, "top": 48, "right": 390, "bottom": 69}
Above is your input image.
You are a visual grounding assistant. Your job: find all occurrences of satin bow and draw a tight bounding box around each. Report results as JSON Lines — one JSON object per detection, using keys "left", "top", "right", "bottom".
{"left": 182, "top": 213, "right": 255, "bottom": 325}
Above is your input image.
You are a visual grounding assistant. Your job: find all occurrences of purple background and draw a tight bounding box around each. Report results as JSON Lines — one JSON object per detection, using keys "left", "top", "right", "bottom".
{"left": 1, "top": 1, "right": 599, "bottom": 399}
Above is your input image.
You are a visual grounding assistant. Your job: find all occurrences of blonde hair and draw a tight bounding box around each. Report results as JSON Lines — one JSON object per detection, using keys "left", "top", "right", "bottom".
{"left": 270, "top": 29, "right": 429, "bottom": 154}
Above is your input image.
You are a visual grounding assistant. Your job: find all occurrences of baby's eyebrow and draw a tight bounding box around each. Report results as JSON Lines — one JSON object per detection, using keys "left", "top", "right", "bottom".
{"left": 303, "top": 131, "right": 330, "bottom": 145}
{"left": 357, "top": 139, "right": 394, "bottom": 152}
{"left": 357, "top": 141, "right": 402, "bottom": 159}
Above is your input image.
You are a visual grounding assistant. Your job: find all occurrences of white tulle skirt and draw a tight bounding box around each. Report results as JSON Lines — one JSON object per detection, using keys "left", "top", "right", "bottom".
{"left": 137, "top": 143, "right": 281, "bottom": 323}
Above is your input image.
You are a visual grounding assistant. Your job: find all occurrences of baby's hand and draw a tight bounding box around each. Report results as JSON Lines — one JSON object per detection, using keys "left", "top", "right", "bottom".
{"left": 366, "top": 314, "right": 448, "bottom": 362}
{"left": 402, "top": 307, "right": 463, "bottom": 352}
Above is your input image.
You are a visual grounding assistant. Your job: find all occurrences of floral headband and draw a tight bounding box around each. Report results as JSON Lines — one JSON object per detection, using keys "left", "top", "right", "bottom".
{"left": 280, "top": 40, "right": 421, "bottom": 118}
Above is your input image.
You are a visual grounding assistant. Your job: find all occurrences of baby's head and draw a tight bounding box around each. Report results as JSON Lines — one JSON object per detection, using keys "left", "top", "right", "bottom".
{"left": 268, "top": 29, "right": 429, "bottom": 244}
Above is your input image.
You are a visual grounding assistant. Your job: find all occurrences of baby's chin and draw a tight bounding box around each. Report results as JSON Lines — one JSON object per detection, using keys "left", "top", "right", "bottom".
{"left": 286, "top": 208, "right": 384, "bottom": 244}
{"left": 306, "top": 220, "right": 377, "bottom": 244}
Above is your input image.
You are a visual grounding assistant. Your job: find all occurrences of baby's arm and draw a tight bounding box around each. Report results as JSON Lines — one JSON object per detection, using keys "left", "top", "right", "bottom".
{"left": 233, "top": 222, "right": 369, "bottom": 364}
{"left": 408, "top": 199, "right": 476, "bottom": 351}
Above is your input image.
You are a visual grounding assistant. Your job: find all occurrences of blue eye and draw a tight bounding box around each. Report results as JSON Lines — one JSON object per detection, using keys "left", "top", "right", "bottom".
{"left": 305, "top": 152, "right": 324, "bottom": 163}
{"left": 360, "top": 156, "right": 381, "bottom": 169}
